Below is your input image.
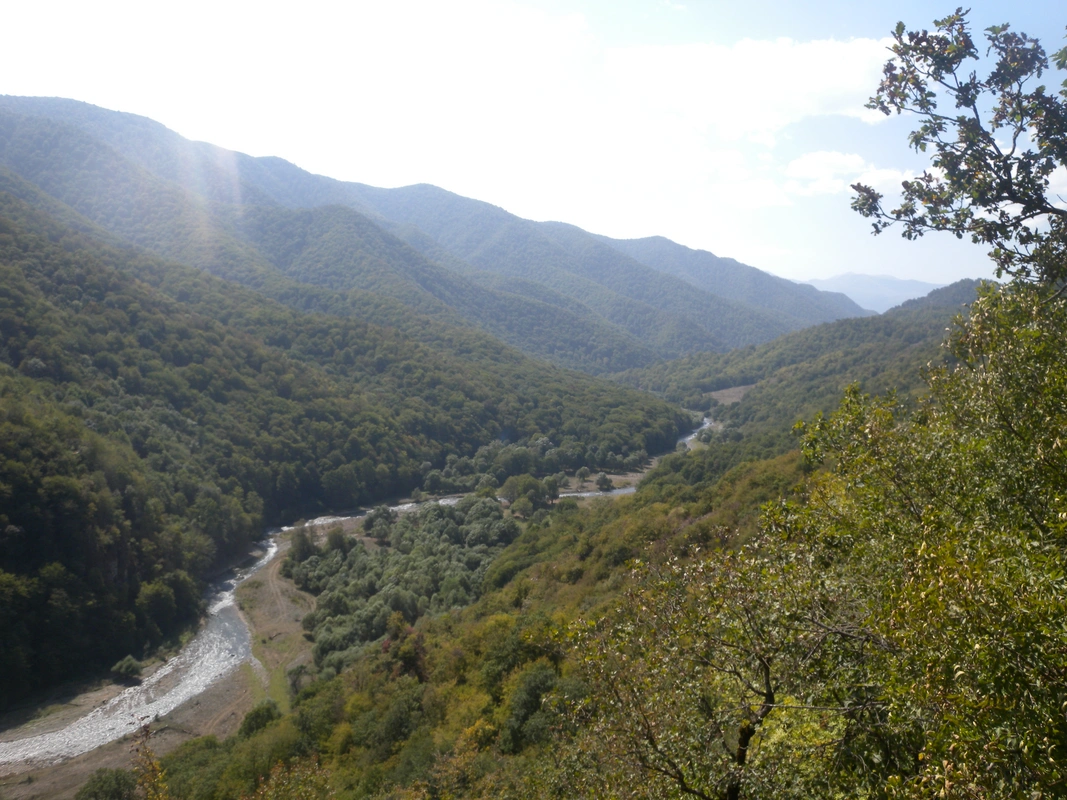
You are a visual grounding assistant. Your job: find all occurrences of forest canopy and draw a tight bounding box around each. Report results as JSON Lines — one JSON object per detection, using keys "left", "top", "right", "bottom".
{"left": 568, "top": 12, "right": 1067, "bottom": 798}
{"left": 0, "top": 184, "right": 687, "bottom": 705}
{"left": 150, "top": 11, "right": 1067, "bottom": 800}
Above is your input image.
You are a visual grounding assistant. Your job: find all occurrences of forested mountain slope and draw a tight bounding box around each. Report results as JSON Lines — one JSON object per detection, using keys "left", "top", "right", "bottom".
{"left": 805, "top": 272, "right": 945, "bottom": 312}
{"left": 0, "top": 181, "right": 687, "bottom": 706}
{"left": 219, "top": 203, "right": 659, "bottom": 373}
{"left": 618, "top": 280, "right": 977, "bottom": 405}
{"left": 599, "top": 233, "right": 869, "bottom": 323}
{"left": 45, "top": 11, "right": 1067, "bottom": 797}
{"left": 0, "top": 108, "right": 653, "bottom": 374}
{"left": 152, "top": 278, "right": 1067, "bottom": 800}
{"left": 333, "top": 183, "right": 803, "bottom": 349}
{"left": 0, "top": 94, "right": 315, "bottom": 210}
{"left": 149, "top": 281, "right": 989, "bottom": 800}
{"left": 616, "top": 280, "right": 979, "bottom": 495}
{"left": 0, "top": 96, "right": 872, "bottom": 366}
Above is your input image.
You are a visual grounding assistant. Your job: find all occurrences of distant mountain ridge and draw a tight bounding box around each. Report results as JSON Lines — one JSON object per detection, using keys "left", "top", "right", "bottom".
{"left": 0, "top": 169, "right": 692, "bottom": 704}
{"left": 597, "top": 234, "right": 870, "bottom": 325}
{"left": 0, "top": 95, "right": 873, "bottom": 371}
{"left": 613, "top": 278, "right": 982, "bottom": 459}
{"left": 804, "top": 272, "right": 947, "bottom": 313}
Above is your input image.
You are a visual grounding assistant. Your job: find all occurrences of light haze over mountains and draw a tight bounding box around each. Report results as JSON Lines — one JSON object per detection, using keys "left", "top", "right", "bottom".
{"left": 0, "top": 89, "right": 985, "bottom": 736}
{"left": 804, "top": 273, "right": 947, "bottom": 314}
{"left": 0, "top": 95, "right": 875, "bottom": 374}
{"left": 4, "top": 1, "right": 1048, "bottom": 284}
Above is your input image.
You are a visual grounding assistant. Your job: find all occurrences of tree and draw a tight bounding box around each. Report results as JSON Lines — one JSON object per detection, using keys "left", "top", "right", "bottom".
{"left": 543, "top": 475, "right": 560, "bottom": 504}
{"left": 785, "top": 285, "right": 1067, "bottom": 796}
{"left": 239, "top": 699, "right": 282, "bottom": 738}
{"left": 570, "top": 547, "right": 874, "bottom": 799}
{"left": 75, "top": 768, "right": 137, "bottom": 800}
{"left": 851, "top": 10, "right": 1067, "bottom": 286}
{"left": 569, "top": 282, "right": 1067, "bottom": 798}
{"left": 594, "top": 472, "right": 613, "bottom": 492}
{"left": 510, "top": 497, "right": 535, "bottom": 519}
{"left": 500, "top": 474, "right": 546, "bottom": 507}
{"left": 110, "top": 655, "right": 142, "bottom": 682}
{"left": 133, "top": 726, "right": 174, "bottom": 800}
{"left": 562, "top": 12, "right": 1067, "bottom": 799}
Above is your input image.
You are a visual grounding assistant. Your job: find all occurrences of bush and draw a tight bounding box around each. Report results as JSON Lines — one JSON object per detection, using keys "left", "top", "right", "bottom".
{"left": 110, "top": 655, "right": 142, "bottom": 681}
{"left": 75, "top": 767, "right": 137, "bottom": 800}
{"left": 239, "top": 698, "right": 282, "bottom": 738}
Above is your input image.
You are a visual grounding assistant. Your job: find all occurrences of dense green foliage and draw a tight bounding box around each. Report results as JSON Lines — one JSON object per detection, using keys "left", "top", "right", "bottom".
{"left": 158, "top": 453, "right": 809, "bottom": 799}
{"left": 0, "top": 375, "right": 202, "bottom": 705}
{"left": 0, "top": 180, "right": 686, "bottom": 703}
{"left": 76, "top": 193, "right": 973, "bottom": 798}
{"left": 220, "top": 204, "right": 658, "bottom": 375}
{"left": 557, "top": 15, "right": 1067, "bottom": 797}
{"left": 18, "top": 13, "right": 1067, "bottom": 798}
{"left": 287, "top": 497, "right": 522, "bottom": 677}
{"left": 111, "top": 655, "right": 143, "bottom": 680}
{"left": 417, "top": 434, "right": 647, "bottom": 499}
{"left": 562, "top": 280, "right": 1067, "bottom": 798}
{"left": 341, "top": 185, "right": 798, "bottom": 353}
{"left": 0, "top": 108, "right": 649, "bottom": 375}
{"left": 147, "top": 14, "right": 1067, "bottom": 798}
{"left": 617, "top": 279, "right": 977, "bottom": 407}
{"left": 0, "top": 96, "right": 871, "bottom": 372}
{"left": 618, "top": 280, "right": 977, "bottom": 505}
{"left": 597, "top": 232, "right": 870, "bottom": 326}
{"left": 75, "top": 767, "right": 138, "bottom": 800}
{"left": 156, "top": 270, "right": 1057, "bottom": 794}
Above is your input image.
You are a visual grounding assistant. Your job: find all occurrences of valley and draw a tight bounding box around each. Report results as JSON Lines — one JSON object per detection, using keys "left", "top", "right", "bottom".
{"left": 2, "top": 16, "right": 1065, "bottom": 794}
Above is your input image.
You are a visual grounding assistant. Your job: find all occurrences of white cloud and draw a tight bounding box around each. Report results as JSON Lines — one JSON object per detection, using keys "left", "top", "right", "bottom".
{"left": 600, "top": 36, "right": 891, "bottom": 147}
{"left": 783, "top": 151, "right": 910, "bottom": 196}
{"left": 1048, "top": 166, "right": 1067, "bottom": 209}
{"left": 0, "top": 0, "right": 993, "bottom": 283}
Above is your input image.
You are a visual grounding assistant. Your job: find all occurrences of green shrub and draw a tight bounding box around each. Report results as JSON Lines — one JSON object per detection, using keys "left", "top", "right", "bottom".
{"left": 239, "top": 698, "right": 282, "bottom": 738}
{"left": 75, "top": 767, "right": 137, "bottom": 800}
{"left": 110, "top": 655, "right": 141, "bottom": 681}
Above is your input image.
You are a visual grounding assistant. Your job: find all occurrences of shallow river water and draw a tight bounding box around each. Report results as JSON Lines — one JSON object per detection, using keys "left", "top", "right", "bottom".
{"left": 0, "top": 417, "right": 709, "bottom": 768}
{"left": 0, "top": 538, "right": 278, "bottom": 768}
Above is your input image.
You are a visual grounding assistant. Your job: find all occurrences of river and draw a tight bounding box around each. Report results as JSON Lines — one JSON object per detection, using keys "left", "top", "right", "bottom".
{"left": 0, "top": 416, "right": 710, "bottom": 768}
{"left": 0, "top": 539, "right": 277, "bottom": 768}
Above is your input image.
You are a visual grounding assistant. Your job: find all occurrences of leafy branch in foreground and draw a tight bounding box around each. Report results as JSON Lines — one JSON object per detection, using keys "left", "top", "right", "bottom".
{"left": 563, "top": 280, "right": 1067, "bottom": 799}
{"left": 851, "top": 9, "right": 1067, "bottom": 285}
{"left": 568, "top": 544, "right": 888, "bottom": 799}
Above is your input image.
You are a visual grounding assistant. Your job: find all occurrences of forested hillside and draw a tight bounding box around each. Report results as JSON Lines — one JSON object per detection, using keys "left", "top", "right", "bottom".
{"left": 0, "top": 110, "right": 650, "bottom": 374}
{"left": 0, "top": 181, "right": 687, "bottom": 706}
{"left": 330, "top": 183, "right": 847, "bottom": 350}
{"left": 617, "top": 279, "right": 977, "bottom": 403}
{"left": 152, "top": 271, "right": 1067, "bottom": 800}
{"left": 609, "top": 280, "right": 977, "bottom": 511}
{"left": 218, "top": 203, "right": 659, "bottom": 373}
{"left": 0, "top": 95, "right": 872, "bottom": 370}
{"left": 599, "top": 233, "right": 869, "bottom": 322}
{"left": 134, "top": 13, "right": 1067, "bottom": 796}
{"left": 144, "top": 273, "right": 997, "bottom": 799}
{"left": 9, "top": 10, "right": 1067, "bottom": 798}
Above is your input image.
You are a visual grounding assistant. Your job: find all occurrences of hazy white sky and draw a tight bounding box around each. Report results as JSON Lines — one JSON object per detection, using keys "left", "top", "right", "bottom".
{"left": 3, "top": 0, "right": 1065, "bottom": 282}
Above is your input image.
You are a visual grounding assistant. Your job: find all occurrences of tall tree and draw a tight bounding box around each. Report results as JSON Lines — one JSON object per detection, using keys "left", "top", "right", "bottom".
{"left": 560, "top": 11, "right": 1067, "bottom": 799}
{"left": 851, "top": 9, "right": 1067, "bottom": 287}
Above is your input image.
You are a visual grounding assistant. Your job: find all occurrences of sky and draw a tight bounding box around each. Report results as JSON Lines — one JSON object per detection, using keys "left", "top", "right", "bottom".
{"left": 3, "top": 0, "right": 1066, "bottom": 284}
